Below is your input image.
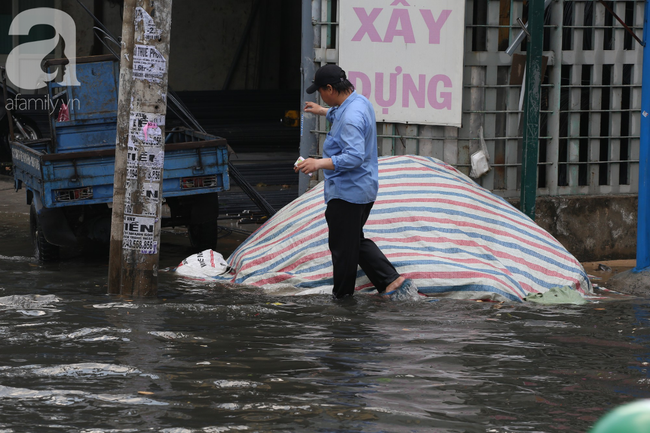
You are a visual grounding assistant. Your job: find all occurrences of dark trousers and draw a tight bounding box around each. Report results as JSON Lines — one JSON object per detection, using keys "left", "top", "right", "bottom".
{"left": 325, "top": 199, "right": 400, "bottom": 298}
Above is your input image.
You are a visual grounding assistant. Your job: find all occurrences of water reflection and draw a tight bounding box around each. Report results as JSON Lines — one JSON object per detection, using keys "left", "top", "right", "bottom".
{"left": 458, "top": 301, "right": 650, "bottom": 431}
{"left": 1, "top": 217, "right": 650, "bottom": 432}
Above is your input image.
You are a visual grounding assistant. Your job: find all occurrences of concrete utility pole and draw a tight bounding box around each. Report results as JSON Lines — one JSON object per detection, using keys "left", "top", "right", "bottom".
{"left": 519, "top": 0, "right": 545, "bottom": 220}
{"left": 108, "top": 0, "right": 173, "bottom": 297}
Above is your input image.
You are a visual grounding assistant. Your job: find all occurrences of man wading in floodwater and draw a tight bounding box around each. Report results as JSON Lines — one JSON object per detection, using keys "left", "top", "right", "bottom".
{"left": 295, "top": 64, "right": 416, "bottom": 300}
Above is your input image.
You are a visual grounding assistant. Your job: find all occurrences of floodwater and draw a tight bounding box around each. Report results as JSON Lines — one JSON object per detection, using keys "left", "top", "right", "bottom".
{"left": 1, "top": 210, "right": 650, "bottom": 433}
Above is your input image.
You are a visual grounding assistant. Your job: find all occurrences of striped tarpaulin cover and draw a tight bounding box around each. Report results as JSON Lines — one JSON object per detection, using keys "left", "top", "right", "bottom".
{"left": 221, "top": 155, "right": 592, "bottom": 302}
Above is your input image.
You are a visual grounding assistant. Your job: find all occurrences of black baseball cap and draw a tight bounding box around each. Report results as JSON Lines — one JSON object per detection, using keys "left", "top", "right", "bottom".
{"left": 306, "top": 64, "right": 347, "bottom": 94}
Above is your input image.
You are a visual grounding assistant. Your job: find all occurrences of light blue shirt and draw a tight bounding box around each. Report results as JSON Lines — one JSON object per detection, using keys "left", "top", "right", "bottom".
{"left": 323, "top": 91, "right": 378, "bottom": 204}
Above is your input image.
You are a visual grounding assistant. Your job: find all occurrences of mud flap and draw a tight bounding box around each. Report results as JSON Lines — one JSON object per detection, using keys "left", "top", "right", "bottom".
{"left": 188, "top": 193, "right": 219, "bottom": 250}
{"left": 32, "top": 194, "right": 78, "bottom": 248}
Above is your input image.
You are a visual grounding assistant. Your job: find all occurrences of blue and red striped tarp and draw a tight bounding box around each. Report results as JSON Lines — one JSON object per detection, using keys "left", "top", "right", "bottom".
{"left": 210, "top": 156, "right": 592, "bottom": 302}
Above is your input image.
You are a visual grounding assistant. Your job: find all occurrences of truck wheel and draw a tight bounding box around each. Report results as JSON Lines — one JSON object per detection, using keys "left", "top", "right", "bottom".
{"left": 30, "top": 203, "right": 60, "bottom": 262}
{"left": 188, "top": 222, "right": 219, "bottom": 251}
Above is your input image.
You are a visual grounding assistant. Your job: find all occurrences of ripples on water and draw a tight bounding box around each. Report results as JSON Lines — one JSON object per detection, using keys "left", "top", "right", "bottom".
{"left": 0, "top": 223, "right": 649, "bottom": 432}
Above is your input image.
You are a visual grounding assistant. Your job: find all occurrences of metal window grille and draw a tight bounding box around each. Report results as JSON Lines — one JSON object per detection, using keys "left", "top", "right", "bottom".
{"left": 310, "top": 0, "right": 644, "bottom": 199}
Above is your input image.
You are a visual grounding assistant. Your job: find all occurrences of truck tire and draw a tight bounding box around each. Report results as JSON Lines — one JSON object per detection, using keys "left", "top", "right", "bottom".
{"left": 30, "top": 203, "right": 60, "bottom": 262}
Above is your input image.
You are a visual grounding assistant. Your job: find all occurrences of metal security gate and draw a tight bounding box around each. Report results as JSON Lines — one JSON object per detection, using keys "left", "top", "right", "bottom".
{"left": 305, "top": 0, "right": 644, "bottom": 199}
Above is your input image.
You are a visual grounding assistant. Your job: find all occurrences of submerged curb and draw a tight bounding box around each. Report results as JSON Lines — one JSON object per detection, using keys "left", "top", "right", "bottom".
{"left": 605, "top": 268, "right": 650, "bottom": 297}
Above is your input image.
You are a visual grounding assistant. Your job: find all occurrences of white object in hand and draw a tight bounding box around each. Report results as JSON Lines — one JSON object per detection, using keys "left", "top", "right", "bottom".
{"left": 295, "top": 156, "right": 312, "bottom": 176}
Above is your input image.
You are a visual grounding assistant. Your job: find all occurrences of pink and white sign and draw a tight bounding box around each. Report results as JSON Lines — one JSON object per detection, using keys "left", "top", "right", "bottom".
{"left": 339, "top": 0, "right": 465, "bottom": 127}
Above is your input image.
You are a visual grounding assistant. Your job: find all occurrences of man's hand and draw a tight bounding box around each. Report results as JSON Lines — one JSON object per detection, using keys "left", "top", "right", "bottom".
{"left": 304, "top": 101, "right": 328, "bottom": 116}
{"left": 294, "top": 157, "right": 334, "bottom": 175}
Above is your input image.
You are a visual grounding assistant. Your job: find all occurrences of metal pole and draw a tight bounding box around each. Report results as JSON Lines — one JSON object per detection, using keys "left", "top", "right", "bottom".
{"left": 505, "top": 0, "right": 552, "bottom": 56}
{"left": 634, "top": 0, "right": 650, "bottom": 272}
{"left": 299, "top": 0, "right": 319, "bottom": 195}
{"left": 519, "top": 0, "right": 545, "bottom": 220}
{"left": 108, "top": 0, "right": 173, "bottom": 297}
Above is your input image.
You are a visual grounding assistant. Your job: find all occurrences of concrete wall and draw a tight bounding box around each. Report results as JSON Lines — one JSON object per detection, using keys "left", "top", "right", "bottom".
{"left": 508, "top": 195, "right": 638, "bottom": 262}
{"left": 94, "top": 0, "right": 301, "bottom": 91}
{"left": 169, "top": 1, "right": 258, "bottom": 91}
{"left": 56, "top": 0, "right": 301, "bottom": 91}
{"left": 61, "top": 0, "right": 97, "bottom": 57}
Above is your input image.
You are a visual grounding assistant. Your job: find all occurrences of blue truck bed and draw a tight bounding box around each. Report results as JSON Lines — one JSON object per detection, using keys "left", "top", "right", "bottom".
{"left": 11, "top": 128, "right": 230, "bottom": 208}
{"left": 10, "top": 55, "right": 231, "bottom": 260}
